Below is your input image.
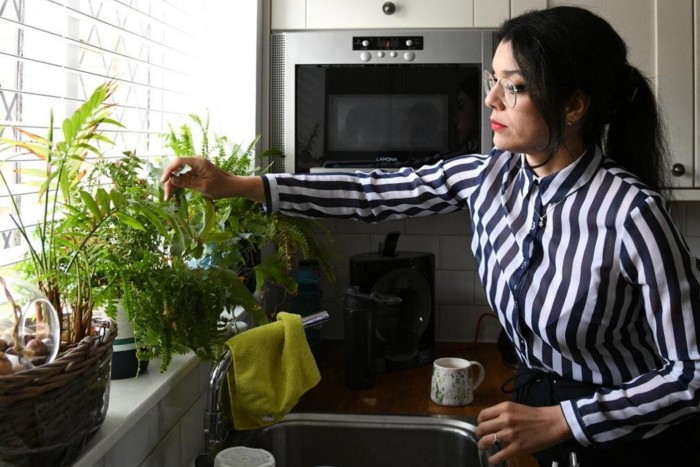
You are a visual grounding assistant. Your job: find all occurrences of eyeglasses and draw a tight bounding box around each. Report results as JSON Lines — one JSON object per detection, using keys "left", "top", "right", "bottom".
{"left": 482, "top": 70, "right": 527, "bottom": 109}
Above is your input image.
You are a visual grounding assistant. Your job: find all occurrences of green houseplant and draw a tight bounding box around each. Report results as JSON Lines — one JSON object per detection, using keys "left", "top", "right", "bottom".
{"left": 0, "top": 84, "right": 335, "bottom": 464}
{"left": 0, "top": 82, "right": 164, "bottom": 466}
{"left": 108, "top": 115, "right": 335, "bottom": 371}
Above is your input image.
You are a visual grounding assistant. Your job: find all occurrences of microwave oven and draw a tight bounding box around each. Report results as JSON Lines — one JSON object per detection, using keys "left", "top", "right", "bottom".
{"left": 268, "top": 29, "right": 496, "bottom": 173}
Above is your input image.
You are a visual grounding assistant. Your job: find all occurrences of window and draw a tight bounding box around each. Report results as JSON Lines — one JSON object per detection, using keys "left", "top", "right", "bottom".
{"left": 0, "top": 0, "right": 206, "bottom": 267}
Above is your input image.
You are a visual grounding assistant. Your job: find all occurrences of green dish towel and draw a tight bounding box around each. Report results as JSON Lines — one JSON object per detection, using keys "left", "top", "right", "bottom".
{"left": 226, "top": 312, "right": 321, "bottom": 430}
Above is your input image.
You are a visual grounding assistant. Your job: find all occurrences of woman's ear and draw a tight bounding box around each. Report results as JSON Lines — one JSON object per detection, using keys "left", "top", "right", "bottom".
{"left": 565, "top": 90, "right": 589, "bottom": 126}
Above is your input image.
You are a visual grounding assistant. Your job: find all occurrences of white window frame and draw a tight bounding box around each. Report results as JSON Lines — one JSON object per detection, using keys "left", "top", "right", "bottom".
{"left": 0, "top": 0, "right": 206, "bottom": 268}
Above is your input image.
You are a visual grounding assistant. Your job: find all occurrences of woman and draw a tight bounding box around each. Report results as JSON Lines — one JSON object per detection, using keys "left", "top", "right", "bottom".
{"left": 162, "top": 7, "right": 700, "bottom": 466}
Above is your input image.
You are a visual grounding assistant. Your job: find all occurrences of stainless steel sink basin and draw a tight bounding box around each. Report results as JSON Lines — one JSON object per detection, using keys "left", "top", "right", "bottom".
{"left": 228, "top": 412, "right": 504, "bottom": 467}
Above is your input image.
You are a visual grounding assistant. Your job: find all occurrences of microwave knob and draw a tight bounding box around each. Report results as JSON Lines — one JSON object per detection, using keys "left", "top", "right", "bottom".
{"left": 360, "top": 51, "right": 372, "bottom": 62}
{"left": 377, "top": 51, "right": 385, "bottom": 58}
{"left": 361, "top": 39, "right": 370, "bottom": 47}
{"left": 405, "top": 39, "right": 414, "bottom": 47}
{"left": 390, "top": 51, "right": 398, "bottom": 58}
{"left": 403, "top": 51, "right": 415, "bottom": 62}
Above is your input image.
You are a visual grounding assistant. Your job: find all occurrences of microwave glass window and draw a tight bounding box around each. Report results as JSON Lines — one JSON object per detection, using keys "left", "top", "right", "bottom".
{"left": 295, "top": 64, "right": 481, "bottom": 172}
{"left": 328, "top": 95, "right": 448, "bottom": 152}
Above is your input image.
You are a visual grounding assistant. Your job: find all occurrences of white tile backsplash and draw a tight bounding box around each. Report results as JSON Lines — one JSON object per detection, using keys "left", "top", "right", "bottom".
{"left": 104, "top": 405, "right": 159, "bottom": 466}
{"left": 158, "top": 369, "right": 201, "bottom": 438}
{"left": 75, "top": 356, "right": 210, "bottom": 467}
{"left": 181, "top": 392, "right": 208, "bottom": 466}
{"left": 439, "top": 235, "right": 475, "bottom": 270}
{"left": 142, "top": 422, "right": 182, "bottom": 467}
{"left": 681, "top": 202, "right": 700, "bottom": 236}
{"left": 435, "top": 270, "right": 474, "bottom": 305}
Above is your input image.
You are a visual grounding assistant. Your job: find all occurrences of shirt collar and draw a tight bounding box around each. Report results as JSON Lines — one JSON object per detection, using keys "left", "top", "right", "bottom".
{"left": 518, "top": 145, "right": 601, "bottom": 205}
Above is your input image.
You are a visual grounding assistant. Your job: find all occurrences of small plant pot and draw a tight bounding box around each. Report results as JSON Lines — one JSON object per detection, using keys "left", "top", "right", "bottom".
{"left": 111, "top": 347, "right": 149, "bottom": 379}
{"left": 111, "top": 301, "right": 149, "bottom": 379}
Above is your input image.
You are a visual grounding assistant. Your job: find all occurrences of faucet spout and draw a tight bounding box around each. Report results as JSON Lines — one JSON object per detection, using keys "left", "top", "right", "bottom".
{"left": 198, "top": 311, "right": 330, "bottom": 463}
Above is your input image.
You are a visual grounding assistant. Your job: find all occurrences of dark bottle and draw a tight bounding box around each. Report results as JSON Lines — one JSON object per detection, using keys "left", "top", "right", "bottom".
{"left": 342, "top": 286, "right": 401, "bottom": 389}
{"left": 342, "top": 287, "right": 377, "bottom": 389}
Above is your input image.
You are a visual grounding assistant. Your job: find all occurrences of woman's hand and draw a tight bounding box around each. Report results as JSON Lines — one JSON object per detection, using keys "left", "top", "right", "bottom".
{"left": 476, "top": 402, "right": 572, "bottom": 464}
{"left": 160, "top": 157, "right": 265, "bottom": 202}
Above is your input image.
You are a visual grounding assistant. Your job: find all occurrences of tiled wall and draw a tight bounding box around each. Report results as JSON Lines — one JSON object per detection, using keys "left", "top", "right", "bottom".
{"left": 83, "top": 361, "right": 211, "bottom": 467}
{"left": 315, "top": 201, "right": 700, "bottom": 343}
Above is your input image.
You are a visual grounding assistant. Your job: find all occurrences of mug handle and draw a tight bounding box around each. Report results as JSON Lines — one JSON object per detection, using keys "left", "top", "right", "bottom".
{"left": 469, "top": 361, "right": 485, "bottom": 390}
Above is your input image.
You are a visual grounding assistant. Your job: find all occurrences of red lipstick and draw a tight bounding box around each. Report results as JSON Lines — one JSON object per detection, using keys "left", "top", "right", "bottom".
{"left": 490, "top": 119, "right": 506, "bottom": 131}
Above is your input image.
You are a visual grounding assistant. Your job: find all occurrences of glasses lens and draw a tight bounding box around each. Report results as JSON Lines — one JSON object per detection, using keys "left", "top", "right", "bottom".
{"left": 482, "top": 70, "right": 518, "bottom": 108}
{"left": 501, "top": 79, "right": 517, "bottom": 108}
{"left": 482, "top": 70, "right": 495, "bottom": 96}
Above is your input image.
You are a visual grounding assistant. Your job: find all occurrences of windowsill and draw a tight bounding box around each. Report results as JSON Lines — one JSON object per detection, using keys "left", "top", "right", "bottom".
{"left": 72, "top": 353, "right": 202, "bottom": 467}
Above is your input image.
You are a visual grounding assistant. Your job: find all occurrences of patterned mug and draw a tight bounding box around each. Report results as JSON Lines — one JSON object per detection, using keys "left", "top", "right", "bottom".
{"left": 430, "top": 357, "right": 485, "bottom": 406}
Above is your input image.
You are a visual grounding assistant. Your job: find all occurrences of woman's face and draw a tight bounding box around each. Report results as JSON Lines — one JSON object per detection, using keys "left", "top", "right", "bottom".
{"left": 485, "top": 41, "right": 550, "bottom": 158}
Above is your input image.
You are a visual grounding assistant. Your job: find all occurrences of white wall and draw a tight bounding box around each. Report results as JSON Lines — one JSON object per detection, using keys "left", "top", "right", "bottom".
{"left": 199, "top": 0, "right": 259, "bottom": 146}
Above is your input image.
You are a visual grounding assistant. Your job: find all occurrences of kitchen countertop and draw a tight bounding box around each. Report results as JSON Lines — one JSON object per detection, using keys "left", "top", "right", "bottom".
{"left": 294, "top": 340, "right": 538, "bottom": 467}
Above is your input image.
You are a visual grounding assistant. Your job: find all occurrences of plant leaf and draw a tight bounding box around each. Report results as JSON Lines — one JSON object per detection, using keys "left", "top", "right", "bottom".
{"left": 96, "top": 188, "right": 112, "bottom": 215}
{"left": 78, "top": 190, "right": 101, "bottom": 219}
{"left": 114, "top": 212, "right": 145, "bottom": 231}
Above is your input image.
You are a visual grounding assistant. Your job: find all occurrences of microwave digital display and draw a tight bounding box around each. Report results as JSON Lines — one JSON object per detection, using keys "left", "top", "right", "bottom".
{"left": 352, "top": 36, "right": 424, "bottom": 50}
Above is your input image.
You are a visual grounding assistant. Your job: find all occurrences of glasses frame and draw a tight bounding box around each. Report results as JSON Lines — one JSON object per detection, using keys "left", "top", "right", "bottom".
{"left": 482, "top": 70, "right": 527, "bottom": 109}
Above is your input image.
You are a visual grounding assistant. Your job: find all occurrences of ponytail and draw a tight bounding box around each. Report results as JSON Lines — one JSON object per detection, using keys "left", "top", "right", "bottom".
{"left": 605, "top": 66, "right": 669, "bottom": 191}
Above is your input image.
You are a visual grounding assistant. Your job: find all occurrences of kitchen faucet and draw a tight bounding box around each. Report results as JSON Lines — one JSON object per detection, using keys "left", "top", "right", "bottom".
{"left": 194, "top": 310, "right": 330, "bottom": 467}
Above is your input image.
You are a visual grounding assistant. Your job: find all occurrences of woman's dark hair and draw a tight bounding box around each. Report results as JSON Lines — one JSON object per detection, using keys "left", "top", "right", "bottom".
{"left": 496, "top": 6, "right": 669, "bottom": 191}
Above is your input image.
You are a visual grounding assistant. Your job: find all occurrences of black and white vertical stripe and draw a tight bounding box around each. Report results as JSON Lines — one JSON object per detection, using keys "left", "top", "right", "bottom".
{"left": 262, "top": 146, "right": 700, "bottom": 447}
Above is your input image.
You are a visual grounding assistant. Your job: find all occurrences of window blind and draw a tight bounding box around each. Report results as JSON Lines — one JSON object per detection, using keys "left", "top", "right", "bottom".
{"left": 0, "top": 0, "right": 204, "bottom": 267}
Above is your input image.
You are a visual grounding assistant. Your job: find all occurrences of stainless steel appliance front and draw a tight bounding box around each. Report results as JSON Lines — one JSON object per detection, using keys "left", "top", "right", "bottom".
{"left": 269, "top": 29, "right": 495, "bottom": 173}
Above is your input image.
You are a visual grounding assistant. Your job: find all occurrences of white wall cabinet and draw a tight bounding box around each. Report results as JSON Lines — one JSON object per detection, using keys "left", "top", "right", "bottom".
{"left": 474, "top": 0, "right": 509, "bottom": 27}
{"left": 305, "top": 0, "right": 474, "bottom": 29}
{"left": 271, "top": 0, "right": 306, "bottom": 30}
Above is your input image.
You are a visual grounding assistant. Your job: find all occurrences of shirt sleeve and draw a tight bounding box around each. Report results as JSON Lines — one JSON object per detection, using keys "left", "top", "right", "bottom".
{"left": 563, "top": 195, "right": 700, "bottom": 447}
{"left": 261, "top": 154, "right": 494, "bottom": 222}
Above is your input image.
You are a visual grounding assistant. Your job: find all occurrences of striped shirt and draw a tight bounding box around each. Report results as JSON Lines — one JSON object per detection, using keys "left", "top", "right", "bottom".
{"left": 262, "top": 146, "right": 700, "bottom": 447}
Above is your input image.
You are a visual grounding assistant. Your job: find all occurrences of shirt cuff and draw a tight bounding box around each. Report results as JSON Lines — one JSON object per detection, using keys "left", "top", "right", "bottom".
{"left": 261, "top": 174, "right": 279, "bottom": 213}
{"left": 560, "top": 400, "right": 594, "bottom": 447}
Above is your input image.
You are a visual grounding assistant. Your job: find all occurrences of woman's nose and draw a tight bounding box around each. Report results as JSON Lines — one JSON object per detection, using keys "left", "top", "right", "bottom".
{"left": 484, "top": 85, "right": 504, "bottom": 110}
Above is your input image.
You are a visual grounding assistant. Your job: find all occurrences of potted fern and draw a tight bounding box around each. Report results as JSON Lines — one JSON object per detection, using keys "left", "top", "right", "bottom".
{"left": 98, "top": 114, "right": 335, "bottom": 373}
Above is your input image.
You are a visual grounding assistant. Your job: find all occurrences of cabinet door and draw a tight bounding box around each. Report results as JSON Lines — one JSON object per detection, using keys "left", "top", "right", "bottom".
{"left": 474, "top": 0, "right": 509, "bottom": 27}
{"left": 271, "top": 0, "right": 306, "bottom": 30}
{"left": 306, "top": 0, "right": 474, "bottom": 29}
{"left": 511, "top": 0, "right": 547, "bottom": 18}
{"left": 551, "top": 0, "right": 695, "bottom": 190}
{"left": 657, "top": 0, "right": 694, "bottom": 189}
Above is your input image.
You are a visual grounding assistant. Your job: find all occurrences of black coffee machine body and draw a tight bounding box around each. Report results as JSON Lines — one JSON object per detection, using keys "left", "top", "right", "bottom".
{"left": 347, "top": 246, "right": 436, "bottom": 374}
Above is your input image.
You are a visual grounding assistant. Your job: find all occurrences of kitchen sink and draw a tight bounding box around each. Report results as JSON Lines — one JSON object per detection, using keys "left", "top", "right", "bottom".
{"left": 226, "top": 412, "right": 504, "bottom": 467}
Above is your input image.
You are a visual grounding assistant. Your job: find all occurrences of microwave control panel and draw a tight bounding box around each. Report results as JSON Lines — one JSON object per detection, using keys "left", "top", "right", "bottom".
{"left": 352, "top": 36, "right": 424, "bottom": 51}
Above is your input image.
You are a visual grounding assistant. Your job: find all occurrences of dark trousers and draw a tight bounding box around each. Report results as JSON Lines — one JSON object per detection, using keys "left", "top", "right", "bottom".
{"left": 511, "top": 366, "right": 700, "bottom": 467}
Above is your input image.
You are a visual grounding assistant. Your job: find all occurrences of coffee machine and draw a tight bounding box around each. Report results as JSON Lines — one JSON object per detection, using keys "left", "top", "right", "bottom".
{"left": 346, "top": 233, "right": 435, "bottom": 374}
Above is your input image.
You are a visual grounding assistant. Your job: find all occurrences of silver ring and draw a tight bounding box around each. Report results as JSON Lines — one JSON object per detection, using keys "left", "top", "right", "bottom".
{"left": 493, "top": 432, "right": 498, "bottom": 444}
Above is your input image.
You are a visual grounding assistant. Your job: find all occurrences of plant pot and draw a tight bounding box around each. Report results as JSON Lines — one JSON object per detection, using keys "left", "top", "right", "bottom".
{"left": 0, "top": 318, "right": 117, "bottom": 467}
{"left": 111, "top": 301, "right": 149, "bottom": 380}
{"left": 111, "top": 347, "right": 149, "bottom": 379}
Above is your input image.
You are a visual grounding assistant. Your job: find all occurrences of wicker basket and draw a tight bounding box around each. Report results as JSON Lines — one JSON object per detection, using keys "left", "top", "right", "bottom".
{"left": 0, "top": 318, "right": 117, "bottom": 467}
